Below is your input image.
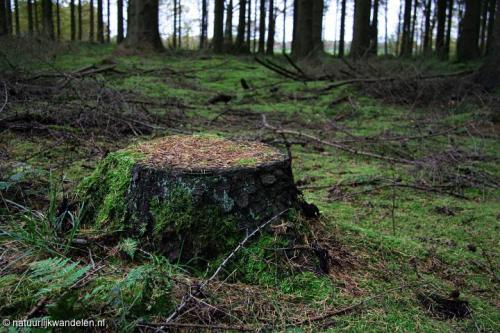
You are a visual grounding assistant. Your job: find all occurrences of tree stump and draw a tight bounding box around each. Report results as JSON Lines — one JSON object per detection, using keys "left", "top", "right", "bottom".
{"left": 80, "top": 135, "right": 300, "bottom": 262}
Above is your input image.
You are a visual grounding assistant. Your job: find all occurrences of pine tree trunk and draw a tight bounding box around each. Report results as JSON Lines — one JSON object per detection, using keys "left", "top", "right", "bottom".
{"left": 5, "top": 0, "right": 11, "bottom": 34}
{"left": 369, "top": 0, "right": 379, "bottom": 55}
{"left": 423, "top": 0, "right": 432, "bottom": 54}
{"left": 476, "top": 0, "right": 499, "bottom": 90}
{"left": 173, "top": 0, "right": 177, "bottom": 48}
{"left": 97, "top": 0, "right": 103, "bottom": 43}
{"left": 479, "top": 0, "right": 489, "bottom": 54}
{"left": 117, "top": 0, "right": 124, "bottom": 43}
{"left": 246, "top": 0, "right": 251, "bottom": 48}
{"left": 384, "top": 0, "right": 388, "bottom": 55}
{"left": 486, "top": 0, "right": 497, "bottom": 52}
{"left": 56, "top": 0, "right": 60, "bottom": 39}
{"left": 199, "top": 0, "right": 208, "bottom": 49}
{"left": 351, "top": 0, "right": 371, "bottom": 58}
{"left": 409, "top": 0, "right": 417, "bottom": 54}
{"left": 338, "top": 0, "right": 346, "bottom": 57}
{"left": 436, "top": 0, "right": 447, "bottom": 58}
{"left": 0, "top": 0, "right": 7, "bottom": 36}
{"left": 224, "top": 0, "right": 233, "bottom": 50}
{"left": 266, "top": 0, "right": 275, "bottom": 55}
{"left": 34, "top": 0, "right": 39, "bottom": 34}
{"left": 89, "top": 0, "right": 94, "bottom": 41}
{"left": 282, "top": 0, "right": 286, "bottom": 53}
{"left": 13, "top": 0, "right": 19, "bottom": 35}
{"left": 70, "top": 0, "right": 75, "bottom": 40}
{"left": 444, "top": 0, "right": 454, "bottom": 57}
{"left": 41, "top": 0, "right": 54, "bottom": 39}
{"left": 311, "top": 0, "right": 324, "bottom": 52}
{"left": 258, "top": 0, "right": 265, "bottom": 53}
{"left": 106, "top": 0, "right": 110, "bottom": 42}
{"left": 124, "top": 0, "right": 164, "bottom": 50}
{"left": 178, "top": 0, "right": 182, "bottom": 47}
{"left": 457, "top": 0, "right": 482, "bottom": 61}
{"left": 78, "top": 0, "right": 82, "bottom": 40}
{"left": 213, "top": 0, "right": 224, "bottom": 53}
{"left": 27, "top": 0, "right": 33, "bottom": 34}
{"left": 235, "top": 0, "right": 247, "bottom": 52}
{"left": 400, "top": 0, "right": 413, "bottom": 56}
{"left": 292, "top": 0, "right": 323, "bottom": 58}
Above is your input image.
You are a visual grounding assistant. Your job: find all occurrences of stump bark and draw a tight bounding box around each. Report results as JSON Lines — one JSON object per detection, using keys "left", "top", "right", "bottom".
{"left": 81, "top": 135, "right": 300, "bottom": 262}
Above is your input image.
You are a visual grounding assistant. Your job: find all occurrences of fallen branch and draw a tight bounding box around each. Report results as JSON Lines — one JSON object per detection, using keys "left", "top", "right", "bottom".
{"left": 262, "top": 114, "right": 415, "bottom": 165}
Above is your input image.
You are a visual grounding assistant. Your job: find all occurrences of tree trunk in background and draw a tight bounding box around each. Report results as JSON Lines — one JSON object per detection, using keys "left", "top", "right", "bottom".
{"left": 200, "top": 0, "right": 208, "bottom": 48}
{"left": 369, "top": 0, "right": 379, "bottom": 55}
{"left": 479, "top": 0, "right": 489, "bottom": 54}
{"left": 423, "top": 0, "right": 432, "bottom": 54}
{"left": 173, "top": 0, "right": 177, "bottom": 47}
{"left": 486, "top": 0, "right": 497, "bottom": 52}
{"left": 409, "top": 0, "right": 417, "bottom": 54}
{"left": 78, "top": 0, "right": 82, "bottom": 40}
{"left": 89, "top": 0, "right": 94, "bottom": 41}
{"left": 27, "top": 0, "right": 33, "bottom": 34}
{"left": 178, "top": 0, "right": 182, "bottom": 47}
{"left": 476, "top": 0, "right": 499, "bottom": 90}
{"left": 13, "top": 0, "right": 19, "bottom": 35}
{"left": 436, "top": 0, "right": 447, "bottom": 58}
{"left": 0, "top": 0, "right": 7, "bottom": 36}
{"left": 70, "top": 0, "right": 75, "bottom": 40}
{"left": 117, "top": 0, "right": 124, "bottom": 43}
{"left": 457, "top": 0, "right": 481, "bottom": 61}
{"left": 5, "top": 0, "right": 11, "bottom": 34}
{"left": 56, "top": 0, "right": 60, "bottom": 39}
{"left": 34, "top": 0, "right": 39, "bottom": 33}
{"left": 125, "top": 0, "right": 163, "bottom": 50}
{"left": 444, "top": 0, "right": 454, "bottom": 57}
{"left": 282, "top": 0, "right": 287, "bottom": 53}
{"left": 384, "top": 0, "right": 388, "bottom": 54}
{"left": 292, "top": 0, "right": 323, "bottom": 58}
{"left": 400, "top": 0, "right": 412, "bottom": 56}
{"left": 97, "top": 0, "right": 103, "bottom": 43}
{"left": 266, "top": 0, "right": 275, "bottom": 54}
{"left": 235, "top": 0, "right": 248, "bottom": 52}
{"left": 41, "top": 0, "right": 54, "bottom": 39}
{"left": 253, "top": 0, "right": 257, "bottom": 51}
{"left": 351, "top": 0, "right": 371, "bottom": 58}
{"left": 339, "top": 0, "right": 346, "bottom": 57}
{"left": 224, "top": 0, "right": 233, "bottom": 50}
{"left": 291, "top": 0, "right": 296, "bottom": 53}
{"left": 106, "top": 0, "right": 110, "bottom": 42}
{"left": 258, "top": 0, "right": 265, "bottom": 53}
{"left": 246, "top": 0, "right": 251, "bottom": 48}
{"left": 213, "top": 0, "right": 224, "bottom": 52}
{"left": 311, "top": 0, "right": 324, "bottom": 53}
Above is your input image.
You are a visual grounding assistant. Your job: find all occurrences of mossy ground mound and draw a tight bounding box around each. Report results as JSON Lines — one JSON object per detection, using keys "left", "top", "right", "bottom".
{"left": 80, "top": 135, "right": 300, "bottom": 262}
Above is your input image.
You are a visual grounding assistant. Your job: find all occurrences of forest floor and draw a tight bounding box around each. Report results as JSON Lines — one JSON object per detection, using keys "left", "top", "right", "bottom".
{"left": 0, "top": 41, "right": 499, "bottom": 332}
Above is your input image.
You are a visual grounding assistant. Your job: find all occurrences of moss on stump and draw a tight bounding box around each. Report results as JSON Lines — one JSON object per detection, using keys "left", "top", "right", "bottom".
{"left": 80, "top": 135, "right": 300, "bottom": 262}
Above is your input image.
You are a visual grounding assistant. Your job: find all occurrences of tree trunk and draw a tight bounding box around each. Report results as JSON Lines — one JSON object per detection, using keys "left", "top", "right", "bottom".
{"left": 436, "top": 0, "right": 447, "bottom": 58}
{"left": 486, "top": 0, "right": 497, "bottom": 52}
{"left": 124, "top": 0, "right": 164, "bottom": 50}
{"left": 400, "top": 0, "right": 413, "bottom": 56}
{"left": 384, "top": 0, "right": 388, "bottom": 55}
{"left": 338, "top": 0, "right": 346, "bottom": 57}
{"left": 246, "top": 0, "right": 251, "bottom": 49}
{"left": 423, "top": 0, "right": 432, "bottom": 54}
{"left": 258, "top": 0, "right": 265, "bottom": 53}
{"left": 266, "top": 0, "right": 275, "bottom": 54}
{"left": 97, "top": 0, "right": 103, "bottom": 43}
{"left": 70, "top": 0, "right": 75, "bottom": 40}
{"left": 27, "top": 0, "right": 33, "bottom": 34}
{"left": 78, "top": 0, "right": 82, "bottom": 40}
{"left": 42, "top": 0, "right": 54, "bottom": 39}
{"left": 34, "top": 0, "right": 39, "bottom": 33}
{"left": 282, "top": 0, "right": 287, "bottom": 53}
{"left": 89, "top": 0, "right": 94, "bottom": 41}
{"left": 369, "top": 0, "right": 379, "bottom": 55}
{"left": 351, "top": 0, "right": 371, "bottom": 58}
{"left": 292, "top": 0, "right": 323, "bottom": 58}
{"left": 5, "top": 0, "right": 11, "bottom": 34}
{"left": 409, "top": 0, "right": 418, "bottom": 54}
{"left": 253, "top": 0, "right": 258, "bottom": 51}
{"left": 13, "top": 0, "right": 19, "bottom": 35}
{"left": 457, "top": 0, "right": 482, "bottom": 61}
{"left": 0, "top": 0, "right": 7, "bottom": 36}
{"left": 106, "top": 0, "right": 110, "bottom": 42}
{"left": 200, "top": 0, "right": 208, "bottom": 49}
{"left": 178, "top": 0, "right": 182, "bottom": 47}
{"left": 117, "top": 0, "right": 124, "bottom": 43}
{"left": 235, "top": 0, "right": 248, "bottom": 52}
{"left": 224, "top": 0, "right": 233, "bottom": 50}
{"left": 476, "top": 0, "right": 499, "bottom": 90}
{"left": 213, "top": 0, "right": 224, "bottom": 53}
{"left": 479, "top": 0, "right": 489, "bottom": 54}
{"left": 444, "top": 0, "right": 454, "bottom": 57}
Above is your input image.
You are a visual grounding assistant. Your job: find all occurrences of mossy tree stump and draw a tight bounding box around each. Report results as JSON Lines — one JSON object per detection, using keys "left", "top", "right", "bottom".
{"left": 80, "top": 135, "right": 300, "bottom": 262}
